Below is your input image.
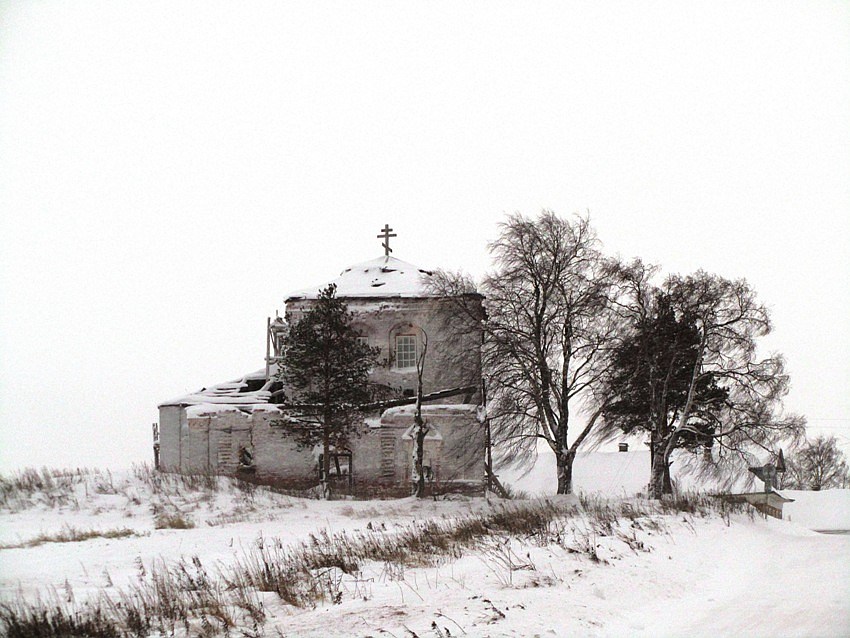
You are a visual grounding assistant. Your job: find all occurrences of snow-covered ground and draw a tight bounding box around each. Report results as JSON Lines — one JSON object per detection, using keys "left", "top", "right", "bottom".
{"left": 501, "top": 450, "right": 652, "bottom": 497}
{"left": 1, "top": 467, "right": 848, "bottom": 637}
{"left": 784, "top": 489, "right": 850, "bottom": 532}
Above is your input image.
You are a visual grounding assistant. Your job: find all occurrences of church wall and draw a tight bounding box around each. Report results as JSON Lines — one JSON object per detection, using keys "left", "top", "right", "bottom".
{"left": 158, "top": 288, "right": 485, "bottom": 495}
{"left": 174, "top": 409, "right": 237, "bottom": 474}
{"left": 381, "top": 405, "right": 485, "bottom": 487}
{"left": 250, "top": 411, "right": 317, "bottom": 484}
{"left": 158, "top": 405, "right": 183, "bottom": 471}
{"left": 245, "top": 413, "right": 394, "bottom": 488}
{"left": 160, "top": 404, "right": 484, "bottom": 494}
{"left": 181, "top": 414, "right": 212, "bottom": 473}
{"left": 177, "top": 409, "right": 192, "bottom": 473}
{"left": 208, "top": 411, "right": 250, "bottom": 474}
{"left": 347, "top": 424, "right": 385, "bottom": 483}
{"left": 285, "top": 296, "right": 483, "bottom": 400}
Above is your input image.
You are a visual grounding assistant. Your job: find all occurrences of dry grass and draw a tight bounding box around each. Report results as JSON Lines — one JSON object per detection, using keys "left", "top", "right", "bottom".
{"left": 153, "top": 513, "right": 195, "bottom": 530}
{"left": 0, "top": 525, "right": 139, "bottom": 550}
{"left": 0, "top": 600, "right": 124, "bottom": 638}
{"left": 0, "top": 467, "right": 91, "bottom": 511}
{"left": 0, "top": 491, "right": 757, "bottom": 637}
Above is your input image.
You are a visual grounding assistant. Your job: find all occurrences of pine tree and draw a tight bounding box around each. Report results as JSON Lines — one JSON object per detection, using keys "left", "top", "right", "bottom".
{"left": 600, "top": 264, "right": 804, "bottom": 498}
{"left": 281, "top": 284, "right": 379, "bottom": 497}
{"left": 602, "top": 292, "right": 728, "bottom": 493}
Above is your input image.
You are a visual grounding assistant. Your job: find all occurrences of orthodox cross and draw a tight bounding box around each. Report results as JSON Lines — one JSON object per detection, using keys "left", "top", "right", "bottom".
{"left": 377, "top": 224, "right": 397, "bottom": 256}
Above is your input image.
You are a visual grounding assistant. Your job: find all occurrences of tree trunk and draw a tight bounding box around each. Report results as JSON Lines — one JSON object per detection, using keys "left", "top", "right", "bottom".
{"left": 654, "top": 331, "right": 705, "bottom": 500}
{"left": 557, "top": 409, "right": 604, "bottom": 496}
{"left": 413, "top": 365, "right": 426, "bottom": 498}
{"left": 650, "top": 433, "right": 678, "bottom": 499}
{"left": 649, "top": 447, "right": 667, "bottom": 500}
{"left": 556, "top": 449, "right": 575, "bottom": 494}
{"left": 663, "top": 463, "right": 673, "bottom": 495}
{"left": 321, "top": 416, "right": 331, "bottom": 500}
{"left": 412, "top": 333, "right": 428, "bottom": 498}
{"left": 413, "top": 413, "right": 426, "bottom": 498}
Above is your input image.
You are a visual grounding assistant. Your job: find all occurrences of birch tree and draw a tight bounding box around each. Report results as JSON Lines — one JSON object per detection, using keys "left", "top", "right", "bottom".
{"left": 411, "top": 331, "right": 429, "bottom": 497}
{"left": 433, "top": 212, "right": 621, "bottom": 494}
{"left": 784, "top": 436, "right": 850, "bottom": 490}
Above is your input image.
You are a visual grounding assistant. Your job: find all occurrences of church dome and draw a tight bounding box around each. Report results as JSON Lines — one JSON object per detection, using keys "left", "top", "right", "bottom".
{"left": 286, "top": 255, "right": 435, "bottom": 300}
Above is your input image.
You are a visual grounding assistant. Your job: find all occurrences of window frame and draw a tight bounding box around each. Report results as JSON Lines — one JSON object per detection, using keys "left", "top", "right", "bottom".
{"left": 395, "top": 334, "right": 418, "bottom": 370}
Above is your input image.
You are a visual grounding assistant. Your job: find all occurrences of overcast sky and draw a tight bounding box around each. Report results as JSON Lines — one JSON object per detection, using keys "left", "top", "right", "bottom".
{"left": 1, "top": 1, "right": 848, "bottom": 472}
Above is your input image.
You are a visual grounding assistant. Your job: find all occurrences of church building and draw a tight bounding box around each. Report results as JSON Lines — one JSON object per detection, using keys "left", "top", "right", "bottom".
{"left": 156, "top": 227, "right": 486, "bottom": 495}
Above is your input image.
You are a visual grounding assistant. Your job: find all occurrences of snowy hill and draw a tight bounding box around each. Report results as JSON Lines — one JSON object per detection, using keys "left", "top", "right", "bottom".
{"left": 0, "top": 467, "right": 848, "bottom": 637}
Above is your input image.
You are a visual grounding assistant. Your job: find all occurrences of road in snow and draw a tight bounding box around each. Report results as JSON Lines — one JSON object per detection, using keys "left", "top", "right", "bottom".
{"left": 603, "top": 519, "right": 850, "bottom": 637}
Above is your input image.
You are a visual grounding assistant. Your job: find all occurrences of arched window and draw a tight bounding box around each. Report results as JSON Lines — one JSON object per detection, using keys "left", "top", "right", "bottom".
{"left": 389, "top": 323, "right": 423, "bottom": 371}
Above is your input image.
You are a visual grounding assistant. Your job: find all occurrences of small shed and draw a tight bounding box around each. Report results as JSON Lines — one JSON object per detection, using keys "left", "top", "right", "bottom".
{"left": 724, "top": 457, "right": 794, "bottom": 519}
{"left": 724, "top": 490, "right": 795, "bottom": 520}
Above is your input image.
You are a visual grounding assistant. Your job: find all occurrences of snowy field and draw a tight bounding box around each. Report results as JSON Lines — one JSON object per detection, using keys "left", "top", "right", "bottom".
{"left": 0, "top": 467, "right": 848, "bottom": 637}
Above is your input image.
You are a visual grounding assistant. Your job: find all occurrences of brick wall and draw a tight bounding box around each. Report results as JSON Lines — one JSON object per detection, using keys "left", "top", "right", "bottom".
{"left": 159, "top": 404, "right": 484, "bottom": 495}
{"left": 285, "top": 296, "right": 483, "bottom": 400}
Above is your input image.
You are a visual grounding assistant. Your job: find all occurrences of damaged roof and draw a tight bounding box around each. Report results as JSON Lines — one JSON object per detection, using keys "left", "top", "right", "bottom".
{"left": 158, "top": 367, "right": 276, "bottom": 408}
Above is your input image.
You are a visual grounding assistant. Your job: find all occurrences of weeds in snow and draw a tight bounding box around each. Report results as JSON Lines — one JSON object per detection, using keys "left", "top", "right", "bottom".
{"left": 0, "top": 599, "right": 124, "bottom": 638}
{"left": 478, "top": 536, "right": 536, "bottom": 587}
{"left": 0, "top": 493, "right": 760, "bottom": 637}
{"left": 0, "top": 463, "right": 277, "bottom": 515}
{"left": 0, "top": 467, "right": 90, "bottom": 511}
{"left": 1, "top": 500, "right": 583, "bottom": 635}
{"left": 0, "top": 525, "right": 140, "bottom": 550}
{"left": 153, "top": 512, "right": 195, "bottom": 530}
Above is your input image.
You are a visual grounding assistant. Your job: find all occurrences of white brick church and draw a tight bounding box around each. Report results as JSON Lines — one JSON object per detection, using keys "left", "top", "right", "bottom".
{"left": 156, "top": 227, "right": 486, "bottom": 495}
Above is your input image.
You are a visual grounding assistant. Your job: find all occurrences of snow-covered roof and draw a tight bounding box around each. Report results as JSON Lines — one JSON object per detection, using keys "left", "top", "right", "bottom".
{"left": 382, "top": 404, "right": 479, "bottom": 418}
{"left": 286, "top": 255, "right": 435, "bottom": 301}
{"left": 159, "top": 368, "right": 276, "bottom": 408}
{"left": 185, "top": 403, "right": 245, "bottom": 417}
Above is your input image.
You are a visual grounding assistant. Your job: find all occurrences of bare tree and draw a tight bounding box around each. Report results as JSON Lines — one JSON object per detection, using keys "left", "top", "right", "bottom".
{"left": 433, "top": 212, "right": 621, "bottom": 494}
{"left": 784, "top": 435, "right": 850, "bottom": 490}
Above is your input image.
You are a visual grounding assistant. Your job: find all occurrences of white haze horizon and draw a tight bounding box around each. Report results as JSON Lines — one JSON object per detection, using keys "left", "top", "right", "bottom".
{"left": 1, "top": 1, "right": 848, "bottom": 472}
